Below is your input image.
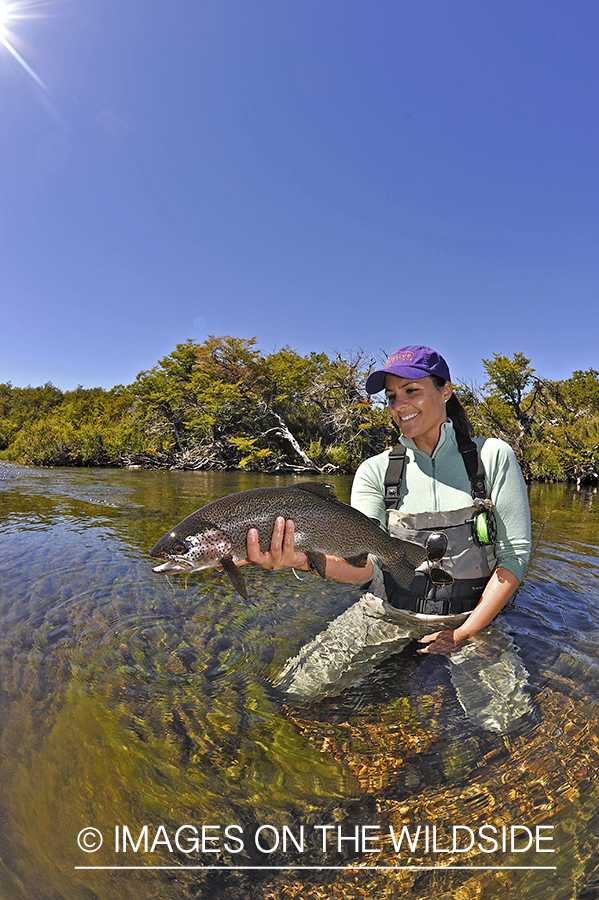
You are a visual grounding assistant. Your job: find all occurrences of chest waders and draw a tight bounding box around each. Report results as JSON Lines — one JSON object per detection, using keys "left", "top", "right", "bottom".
{"left": 368, "top": 435, "right": 497, "bottom": 616}
{"left": 274, "top": 434, "right": 532, "bottom": 731}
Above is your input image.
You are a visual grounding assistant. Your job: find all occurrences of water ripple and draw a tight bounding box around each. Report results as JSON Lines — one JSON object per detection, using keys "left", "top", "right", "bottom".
{"left": 0, "top": 472, "right": 598, "bottom": 899}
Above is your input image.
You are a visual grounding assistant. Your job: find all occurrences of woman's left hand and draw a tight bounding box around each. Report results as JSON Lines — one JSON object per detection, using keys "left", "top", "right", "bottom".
{"left": 417, "top": 630, "right": 469, "bottom": 655}
{"left": 417, "top": 568, "right": 520, "bottom": 655}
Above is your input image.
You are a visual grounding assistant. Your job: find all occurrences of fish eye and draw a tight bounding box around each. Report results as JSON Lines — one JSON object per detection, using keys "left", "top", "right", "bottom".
{"left": 172, "top": 541, "right": 187, "bottom": 554}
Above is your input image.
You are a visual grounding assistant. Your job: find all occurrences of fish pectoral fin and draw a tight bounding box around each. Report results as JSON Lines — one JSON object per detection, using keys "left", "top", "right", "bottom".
{"left": 342, "top": 552, "right": 370, "bottom": 568}
{"left": 306, "top": 550, "right": 327, "bottom": 579}
{"left": 220, "top": 556, "right": 248, "bottom": 601}
{"left": 294, "top": 482, "right": 337, "bottom": 500}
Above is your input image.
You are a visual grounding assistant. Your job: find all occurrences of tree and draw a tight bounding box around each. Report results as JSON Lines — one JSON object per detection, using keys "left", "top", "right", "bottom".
{"left": 128, "top": 337, "right": 395, "bottom": 472}
{"left": 474, "top": 353, "right": 545, "bottom": 463}
{"left": 133, "top": 339, "right": 201, "bottom": 451}
{"left": 527, "top": 369, "right": 599, "bottom": 482}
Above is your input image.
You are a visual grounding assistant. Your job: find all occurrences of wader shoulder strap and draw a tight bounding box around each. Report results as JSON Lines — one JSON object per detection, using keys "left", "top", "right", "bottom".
{"left": 384, "top": 444, "right": 406, "bottom": 510}
{"left": 383, "top": 435, "right": 488, "bottom": 507}
{"left": 454, "top": 433, "right": 487, "bottom": 501}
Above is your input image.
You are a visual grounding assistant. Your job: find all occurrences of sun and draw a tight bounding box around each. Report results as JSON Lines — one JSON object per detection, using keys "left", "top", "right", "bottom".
{"left": 0, "top": 0, "right": 34, "bottom": 43}
{"left": 0, "top": 0, "right": 48, "bottom": 90}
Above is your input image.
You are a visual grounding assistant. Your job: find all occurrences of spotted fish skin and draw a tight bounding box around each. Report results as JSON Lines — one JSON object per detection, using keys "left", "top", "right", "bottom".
{"left": 150, "top": 482, "right": 427, "bottom": 599}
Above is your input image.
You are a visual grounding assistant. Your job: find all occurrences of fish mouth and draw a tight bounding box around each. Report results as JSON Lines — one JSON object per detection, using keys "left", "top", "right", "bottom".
{"left": 152, "top": 559, "right": 193, "bottom": 573}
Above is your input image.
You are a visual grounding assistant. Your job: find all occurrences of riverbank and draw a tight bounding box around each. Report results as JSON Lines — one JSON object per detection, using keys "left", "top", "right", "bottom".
{"left": 2, "top": 337, "right": 598, "bottom": 482}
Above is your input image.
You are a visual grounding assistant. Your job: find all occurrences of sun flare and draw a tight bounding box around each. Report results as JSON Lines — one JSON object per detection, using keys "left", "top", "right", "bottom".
{"left": 0, "top": 0, "right": 49, "bottom": 90}
{"left": 0, "top": 1, "right": 10, "bottom": 39}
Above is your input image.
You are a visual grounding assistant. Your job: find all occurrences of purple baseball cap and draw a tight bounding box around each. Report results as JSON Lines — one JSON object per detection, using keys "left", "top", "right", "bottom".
{"left": 365, "top": 346, "right": 451, "bottom": 394}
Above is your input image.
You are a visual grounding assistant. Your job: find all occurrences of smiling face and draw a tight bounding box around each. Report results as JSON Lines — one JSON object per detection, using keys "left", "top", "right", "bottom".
{"left": 385, "top": 374, "right": 453, "bottom": 455}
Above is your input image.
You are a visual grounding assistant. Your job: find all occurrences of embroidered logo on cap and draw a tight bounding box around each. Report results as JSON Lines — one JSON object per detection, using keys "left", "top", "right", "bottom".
{"left": 385, "top": 350, "right": 415, "bottom": 368}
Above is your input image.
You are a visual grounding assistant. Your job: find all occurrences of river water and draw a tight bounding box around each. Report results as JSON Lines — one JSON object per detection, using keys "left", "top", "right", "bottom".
{"left": 0, "top": 464, "right": 598, "bottom": 900}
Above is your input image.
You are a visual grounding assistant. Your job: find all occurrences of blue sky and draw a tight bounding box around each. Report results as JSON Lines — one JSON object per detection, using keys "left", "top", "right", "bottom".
{"left": 0, "top": 0, "right": 597, "bottom": 391}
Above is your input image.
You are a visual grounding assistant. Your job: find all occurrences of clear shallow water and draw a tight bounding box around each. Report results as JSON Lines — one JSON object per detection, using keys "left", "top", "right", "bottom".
{"left": 1, "top": 465, "right": 599, "bottom": 900}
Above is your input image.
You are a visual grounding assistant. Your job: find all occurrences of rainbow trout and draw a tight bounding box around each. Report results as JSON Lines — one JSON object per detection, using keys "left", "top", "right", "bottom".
{"left": 150, "top": 482, "right": 427, "bottom": 600}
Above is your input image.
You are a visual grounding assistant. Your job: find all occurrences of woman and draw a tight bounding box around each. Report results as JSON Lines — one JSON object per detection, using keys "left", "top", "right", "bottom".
{"left": 244, "top": 346, "right": 532, "bottom": 731}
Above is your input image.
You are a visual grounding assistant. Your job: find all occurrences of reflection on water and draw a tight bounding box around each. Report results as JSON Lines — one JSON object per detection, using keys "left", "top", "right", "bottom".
{"left": 1, "top": 465, "right": 599, "bottom": 899}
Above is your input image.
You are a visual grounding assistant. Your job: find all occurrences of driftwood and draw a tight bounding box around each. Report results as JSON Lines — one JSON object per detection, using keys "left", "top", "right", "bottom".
{"left": 120, "top": 437, "right": 337, "bottom": 474}
{"left": 263, "top": 460, "right": 339, "bottom": 474}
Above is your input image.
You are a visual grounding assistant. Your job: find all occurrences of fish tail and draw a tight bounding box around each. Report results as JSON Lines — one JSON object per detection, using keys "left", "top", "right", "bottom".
{"left": 385, "top": 558, "right": 418, "bottom": 590}
{"left": 385, "top": 539, "right": 428, "bottom": 589}
{"left": 399, "top": 539, "right": 428, "bottom": 568}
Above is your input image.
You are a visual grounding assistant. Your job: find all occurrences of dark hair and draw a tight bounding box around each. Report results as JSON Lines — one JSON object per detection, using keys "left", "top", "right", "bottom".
{"left": 430, "top": 375, "right": 474, "bottom": 441}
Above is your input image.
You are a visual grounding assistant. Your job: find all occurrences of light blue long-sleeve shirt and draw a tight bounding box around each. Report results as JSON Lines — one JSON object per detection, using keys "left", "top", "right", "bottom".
{"left": 351, "top": 421, "right": 531, "bottom": 582}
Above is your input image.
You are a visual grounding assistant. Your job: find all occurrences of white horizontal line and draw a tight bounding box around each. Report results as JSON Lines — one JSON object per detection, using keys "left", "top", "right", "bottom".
{"left": 75, "top": 865, "right": 557, "bottom": 871}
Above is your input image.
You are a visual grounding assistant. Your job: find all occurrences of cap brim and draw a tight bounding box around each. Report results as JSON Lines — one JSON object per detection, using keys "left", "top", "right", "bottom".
{"left": 365, "top": 371, "right": 386, "bottom": 394}
{"left": 365, "top": 366, "right": 431, "bottom": 394}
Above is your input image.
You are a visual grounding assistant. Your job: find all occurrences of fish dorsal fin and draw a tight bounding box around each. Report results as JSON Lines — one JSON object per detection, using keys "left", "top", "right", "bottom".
{"left": 294, "top": 482, "right": 337, "bottom": 500}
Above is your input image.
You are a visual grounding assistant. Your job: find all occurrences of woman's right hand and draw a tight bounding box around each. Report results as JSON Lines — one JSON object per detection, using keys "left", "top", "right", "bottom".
{"left": 245, "top": 517, "right": 309, "bottom": 571}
